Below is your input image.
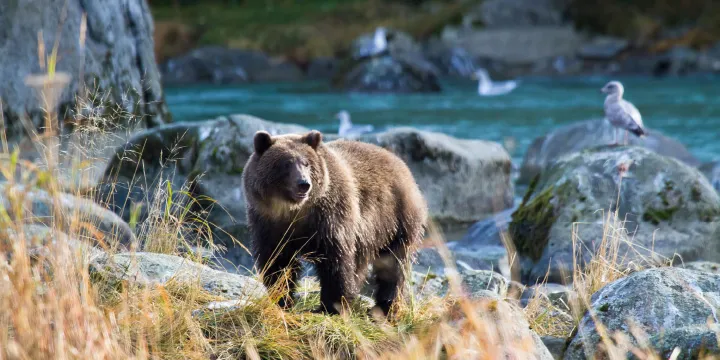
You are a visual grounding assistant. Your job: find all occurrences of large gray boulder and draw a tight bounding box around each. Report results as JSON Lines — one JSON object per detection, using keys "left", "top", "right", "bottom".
{"left": 91, "top": 252, "right": 266, "bottom": 299}
{"left": 565, "top": 268, "right": 720, "bottom": 359}
{"left": 518, "top": 118, "right": 700, "bottom": 184}
{"left": 336, "top": 29, "right": 441, "bottom": 93}
{"left": 333, "top": 54, "right": 441, "bottom": 93}
{"left": 510, "top": 146, "right": 720, "bottom": 283}
{"left": 0, "top": 183, "right": 135, "bottom": 248}
{"left": 0, "top": 0, "right": 169, "bottom": 142}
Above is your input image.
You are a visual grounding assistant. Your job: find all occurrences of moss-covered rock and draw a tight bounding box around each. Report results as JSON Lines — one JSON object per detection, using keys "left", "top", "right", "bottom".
{"left": 565, "top": 268, "right": 720, "bottom": 359}
{"left": 518, "top": 118, "right": 700, "bottom": 185}
{"left": 511, "top": 146, "right": 720, "bottom": 284}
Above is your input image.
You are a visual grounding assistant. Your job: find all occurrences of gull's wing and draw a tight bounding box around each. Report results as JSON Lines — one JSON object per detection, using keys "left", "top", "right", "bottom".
{"left": 619, "top": 99, "right": 643, "bottom": 129}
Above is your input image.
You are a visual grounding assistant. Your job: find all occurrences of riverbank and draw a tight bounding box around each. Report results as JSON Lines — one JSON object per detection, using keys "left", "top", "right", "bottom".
{"left": 152, "top": 0, "right": 720, "bottom": 85}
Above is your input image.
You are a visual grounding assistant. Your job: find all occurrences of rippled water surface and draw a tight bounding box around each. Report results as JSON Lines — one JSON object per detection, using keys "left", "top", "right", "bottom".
{"left": 166, "top": 75, "right": 720, "bottom": 165}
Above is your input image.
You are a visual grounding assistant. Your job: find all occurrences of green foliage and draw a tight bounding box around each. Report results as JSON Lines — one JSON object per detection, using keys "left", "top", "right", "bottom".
{"left": 151, "top": 0, "right": 478, "bottom": 58}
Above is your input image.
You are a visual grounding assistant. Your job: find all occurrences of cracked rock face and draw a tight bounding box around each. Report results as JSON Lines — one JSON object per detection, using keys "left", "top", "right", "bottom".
{"left": 0, "top": 0, "right": 170, "bottom": 143}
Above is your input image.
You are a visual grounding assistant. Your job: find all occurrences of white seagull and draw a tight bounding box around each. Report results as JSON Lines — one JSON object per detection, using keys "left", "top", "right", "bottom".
{"left": 356, "top": 27, "right": 388, "bottom": 58}
{"left": 602, "top": 81, "right": 646, "bottom": 145}
{"left": 336, "top": 110, "right": 374, "bottom": 137}
{"left": 472, "top": 68, "right": 518, "bottom": 96}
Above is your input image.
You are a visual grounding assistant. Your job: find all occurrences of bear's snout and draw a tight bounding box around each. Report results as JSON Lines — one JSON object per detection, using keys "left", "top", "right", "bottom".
{"left": 286, "top": 160, "right": 312, "bottom": 203}
{"left": 297, "top": 179, "right": 311, "bottom": 193}
{"left": 290, "top": 177, "right": 312, "bottom": 203}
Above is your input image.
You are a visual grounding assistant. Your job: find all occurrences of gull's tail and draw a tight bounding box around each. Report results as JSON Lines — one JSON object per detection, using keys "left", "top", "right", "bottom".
{"left": 629, "top": 125, "right": 646, "bottom": 138}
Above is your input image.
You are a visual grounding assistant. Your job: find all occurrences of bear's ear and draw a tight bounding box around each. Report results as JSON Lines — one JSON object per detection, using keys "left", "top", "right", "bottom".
{"left": 253, "top": 131, "right": 274, "bottom": 155}
{"left": 305, "top": 130, "right": 322, "bottom": 150}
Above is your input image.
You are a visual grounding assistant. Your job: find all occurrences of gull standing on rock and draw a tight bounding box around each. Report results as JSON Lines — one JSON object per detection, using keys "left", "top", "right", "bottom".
{"left": 602, "top": 81, "right": 646, "bottom": 145}
{"left": 472, "top": 68, "right": 518, "bottom": 96}
{"left": 356, "top": 27, "right": 388, "bottom": 59}
{"left": 337, "top": 110, "right": 374, "bottom": 137}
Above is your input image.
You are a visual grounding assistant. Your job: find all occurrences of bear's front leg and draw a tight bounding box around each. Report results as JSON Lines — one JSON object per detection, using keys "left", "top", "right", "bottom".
{"left": 315, "top": 246, "right": 358, "bottom": 315}
{"left": 256, "top": 250, "right": 301, "bottom": 309}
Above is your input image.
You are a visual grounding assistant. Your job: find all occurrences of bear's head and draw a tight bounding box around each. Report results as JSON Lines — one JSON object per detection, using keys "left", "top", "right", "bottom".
{"left": 244, "top": 130, "right": 328, "bottom": 209}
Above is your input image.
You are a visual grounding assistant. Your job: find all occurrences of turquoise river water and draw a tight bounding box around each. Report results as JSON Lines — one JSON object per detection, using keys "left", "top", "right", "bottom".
{"left": 165, "top": 75, "right": 720, "bottom": 165}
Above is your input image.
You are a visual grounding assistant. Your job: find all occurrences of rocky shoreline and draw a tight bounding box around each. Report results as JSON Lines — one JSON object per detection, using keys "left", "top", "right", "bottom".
{"left": 3, "top": 0, "right": 720, "bottom": 358}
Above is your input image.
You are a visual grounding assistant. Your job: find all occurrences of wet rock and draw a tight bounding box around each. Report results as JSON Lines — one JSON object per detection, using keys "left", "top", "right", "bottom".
{"left": 336, "top": 29, "right": 440, "bottom": 93}
{"left": 424, "top": 39, "right": 479, "bottom": 77}
{"left": 518, "top": 118, "right": 700, "bottom": 184}
{"left": 0, "top": 0, "right": 170, "bottom": 142}
{"left": 511, "top": 146, "right": 720, "bottom": 284}
{"left": 457, "top": 206, "right": 517, "bottom": 248}
{"left": 413, "top": 245, "right": 509, "bottom": 278}
{"left": 161, "top": 46, "right": 304, "bottom": 85}
{"left": 333, "top": 54, "right": 441, "bottom": 93}
{"left": 565, "top": 268, "right": 720, "bottom": 359}
{"left": 306, "top": 57, "right": 339, "bottom": 79}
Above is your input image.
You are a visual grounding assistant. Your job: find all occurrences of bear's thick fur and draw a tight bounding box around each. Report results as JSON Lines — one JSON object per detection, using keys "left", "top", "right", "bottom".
{"left": 242, "top": 130, "right": 427, "bottom": 315}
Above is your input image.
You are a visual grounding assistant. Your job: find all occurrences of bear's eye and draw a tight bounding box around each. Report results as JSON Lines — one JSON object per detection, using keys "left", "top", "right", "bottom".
{"left": 284, "top": 160, "right": 293, "bottom": 169}
{"left": 301, "top": 160, "right": 309, "bottom": 167}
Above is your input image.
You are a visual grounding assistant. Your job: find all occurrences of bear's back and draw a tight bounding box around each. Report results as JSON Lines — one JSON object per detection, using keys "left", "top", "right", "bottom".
{"left": 325, "top": 140, "right": 426, "bottom": 219}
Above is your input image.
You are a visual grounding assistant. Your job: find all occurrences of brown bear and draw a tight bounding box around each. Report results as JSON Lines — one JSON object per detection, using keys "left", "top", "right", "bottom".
{"left": 242, "top": 130, "right": 427, "bottom": 315}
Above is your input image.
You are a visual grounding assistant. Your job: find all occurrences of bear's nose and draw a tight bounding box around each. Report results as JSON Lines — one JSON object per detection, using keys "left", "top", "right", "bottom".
{"left": 297, "top": 180, "right": 311, "bottom": 193}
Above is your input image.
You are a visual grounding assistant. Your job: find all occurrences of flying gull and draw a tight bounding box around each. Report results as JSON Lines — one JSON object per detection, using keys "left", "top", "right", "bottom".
{"left": 472, "top": 68, "right": 518, "bottom": 96}
{"left": 337, "top": 110, "right": 374, "bottom": 137}
{"left": 602, "top": 81, "right": 646, "bottom": 145}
